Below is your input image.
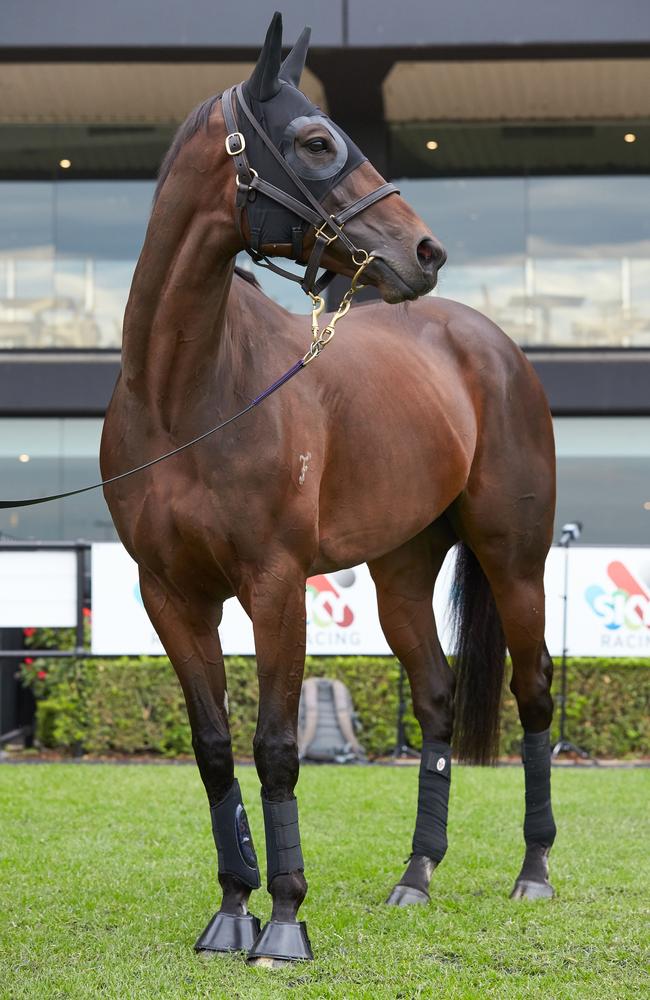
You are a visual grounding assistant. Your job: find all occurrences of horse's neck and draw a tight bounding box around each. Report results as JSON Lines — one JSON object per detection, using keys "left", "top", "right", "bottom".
{"left": 120, "top": 187, "right": 239, "bottom": 425}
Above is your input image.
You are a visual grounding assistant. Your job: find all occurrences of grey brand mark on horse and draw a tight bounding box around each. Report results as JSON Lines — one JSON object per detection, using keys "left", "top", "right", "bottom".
{"left": 101, "top": 12, "right": 557, "bottom": 966}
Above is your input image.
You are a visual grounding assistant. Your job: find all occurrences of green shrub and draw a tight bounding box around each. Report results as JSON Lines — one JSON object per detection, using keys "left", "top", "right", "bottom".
{"left": 20, "top": 633, "right": 650, "bottom": 758}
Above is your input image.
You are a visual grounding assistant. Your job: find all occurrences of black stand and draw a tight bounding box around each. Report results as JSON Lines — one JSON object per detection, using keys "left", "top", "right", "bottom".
{"left": 391, "top": 661, "right": 420, "bottom": 760}
{"left": 552, "top": 530, "right": 594, "bottom": 763}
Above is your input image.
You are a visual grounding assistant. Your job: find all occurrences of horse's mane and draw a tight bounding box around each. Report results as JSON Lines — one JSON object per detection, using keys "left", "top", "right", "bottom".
{"left": 154, "top": 92, "right": 221, "bottom": 204}
{"left": 234, "top": 266, "right": 262, "bottom": 289}
{"left": 153, "top": 91, "right": 262, "bottom": 292}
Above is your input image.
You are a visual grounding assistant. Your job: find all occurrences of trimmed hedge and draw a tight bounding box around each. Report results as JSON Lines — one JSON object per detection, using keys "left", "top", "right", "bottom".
{"left": 21, "top": 645, "right": 650, "bottom": 759}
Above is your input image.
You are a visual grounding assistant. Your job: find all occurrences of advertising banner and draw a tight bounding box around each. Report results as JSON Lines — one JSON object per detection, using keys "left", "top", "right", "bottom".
{"left": 90, "top": 543, "right": 650, "bottom": 659}
{"left": 559, "top": 547, "right": 650, "bottom": 656}
{"left": 0, "top": 550, "right": 77, "bottom": 627}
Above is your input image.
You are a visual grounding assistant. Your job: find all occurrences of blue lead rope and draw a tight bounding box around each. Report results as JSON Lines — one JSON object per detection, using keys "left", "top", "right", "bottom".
{"left": 0, "top": 358, "right": 307, "bottom": 510}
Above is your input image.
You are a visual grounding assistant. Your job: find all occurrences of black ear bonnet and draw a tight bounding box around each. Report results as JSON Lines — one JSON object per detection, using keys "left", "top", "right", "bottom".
{"left": 240, "top": 80, "right": 367, "bottom": 250}
{"left": 224, "top": 13, "right": 398, "bottom": 294}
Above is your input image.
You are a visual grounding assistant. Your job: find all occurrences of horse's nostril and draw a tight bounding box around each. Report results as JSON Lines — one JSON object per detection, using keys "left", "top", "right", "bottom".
{"left": 417, "top": 238, "right": 444, "bottom": 270}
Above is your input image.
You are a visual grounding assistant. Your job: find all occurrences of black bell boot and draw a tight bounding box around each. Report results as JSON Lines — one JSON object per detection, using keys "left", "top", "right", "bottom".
{"left": 195, "top": 911, "right": 262, "bottom": 954}
{"left": 247, "top": 919, "right": 313, "bottom": 963}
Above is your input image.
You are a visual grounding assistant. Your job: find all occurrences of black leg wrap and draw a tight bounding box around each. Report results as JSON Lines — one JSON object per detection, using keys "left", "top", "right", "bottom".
{"left": 411, "top": 740, "right": 451, "bottom": 864}
{"left": 522, "top": 729, "right": 556, "bottom": 848}
{"left": 262, "top": 796, "right": 304, "bottom": 887}
{"left": 211, "top": 778, "right": 261, "bottom": 890}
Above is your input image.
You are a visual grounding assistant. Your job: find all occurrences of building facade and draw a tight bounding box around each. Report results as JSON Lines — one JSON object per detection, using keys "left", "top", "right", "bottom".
{"left": 1, "top": 0, "right": 649, "bottom": 545}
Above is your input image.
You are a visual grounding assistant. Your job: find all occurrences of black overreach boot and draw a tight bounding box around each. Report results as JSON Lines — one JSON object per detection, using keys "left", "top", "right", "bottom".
{"left": 387, "top": 740, "right": 451, "bottom": 906}
{"left": 247, "top": 796, "right": 313, "bottom": 962}
{"left": 195, "top": 779, "right": 262, "bottom": 953}
{"left": 511, "top": 728, "right": 556, "bottom": 899}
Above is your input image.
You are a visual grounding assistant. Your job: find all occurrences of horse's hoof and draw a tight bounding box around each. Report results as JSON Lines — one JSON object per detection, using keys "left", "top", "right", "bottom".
{"left": 510, "top": 879, "right": 554, "bottom": 901}
{"left": 247, "top": 919, "right": 313, "bottom": 963}
{"left": 385, "top": 884, "right": 430, "bottom": 907}
{"left": 194, "top": 910, "right": 261, "bottom": 953}
{"left": 247, "top": 955, "right": 293, "bottom": 969}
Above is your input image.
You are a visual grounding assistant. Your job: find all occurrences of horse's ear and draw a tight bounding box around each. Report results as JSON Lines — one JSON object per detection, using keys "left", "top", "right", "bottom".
{"left": 246, "top": 12, "right": 283, "bottom": 102}
{"left": 279, "top": 26, "right": 311, "bottom": 88}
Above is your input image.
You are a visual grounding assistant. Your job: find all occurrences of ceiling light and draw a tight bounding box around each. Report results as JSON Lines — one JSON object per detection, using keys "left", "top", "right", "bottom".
{"left": 59, "top": 158, "right": 72, "bottom": 169}
{"left": 624, "top": 133, "right": 636, "bottom": 144}
{"left": 18, "top": 453, "right": 30, "bottom": 463}
{"left": 425, "top": 140, "right": 439, "bottom": 151}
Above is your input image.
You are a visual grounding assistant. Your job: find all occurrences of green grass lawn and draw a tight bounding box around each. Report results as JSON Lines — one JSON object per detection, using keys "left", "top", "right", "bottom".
{"left": 0, "top": 764, "right": 648, "bottom": 1000}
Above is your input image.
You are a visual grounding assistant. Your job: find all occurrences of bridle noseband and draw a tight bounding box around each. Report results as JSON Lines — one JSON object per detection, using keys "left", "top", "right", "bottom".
{"left": 221, "top": 84, "right": 398, "bottom": 298}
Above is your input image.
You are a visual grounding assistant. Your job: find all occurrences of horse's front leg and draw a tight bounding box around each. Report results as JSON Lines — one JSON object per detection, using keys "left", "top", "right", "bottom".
{"left": 244, "top": 563, "right": 313, "bottom": 965}
{"left": 138, "top": 569, "right": 262, "bottom": 955}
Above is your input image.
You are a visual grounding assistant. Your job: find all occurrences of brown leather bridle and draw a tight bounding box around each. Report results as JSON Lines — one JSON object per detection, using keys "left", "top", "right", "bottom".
{"left": 221, "top": 83, "right": 398, "bottom": 297}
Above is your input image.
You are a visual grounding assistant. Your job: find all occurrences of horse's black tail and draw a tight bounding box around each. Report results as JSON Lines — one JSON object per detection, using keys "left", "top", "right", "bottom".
{"left": 450, "top": 542, "right": 507, "bottom": 765}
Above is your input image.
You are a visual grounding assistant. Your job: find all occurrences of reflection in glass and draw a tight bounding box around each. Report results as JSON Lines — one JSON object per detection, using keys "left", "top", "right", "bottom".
{"left": 629, "top": 261, "right": 650, "bottom": 346}
{"left": 530, "top": 259, "right": 622, "bottom": 347}
{"left": 438, "top": 264, "right": 527, "bottom": 337}
{"left": 54, "top": 181, "right": 153, "bottom": 259}
{"left": 0, "top": 183, "right": 53, "bottom": 254}
{"left": 235, "top": 254, "right": 312, "bottom": 315}
{"left": 0, "top": 174, "right": 648, "bottom": 349}
{"left": 528, "top": 177, "right": 650, "bottom": 259}
{"left": 0, "top": 418, "right": 117, "bottom": 542}
{"left": 554, "top": 418, "right": 650, "bottom": 545}
{"left": 396, "top": 175, "right": 650, "bottom": 348}
{"left": 398, "top": 178, "right": 526, "bottom": 264}
{"left": 94, "top": 261, "right": 137, "bottom": 348}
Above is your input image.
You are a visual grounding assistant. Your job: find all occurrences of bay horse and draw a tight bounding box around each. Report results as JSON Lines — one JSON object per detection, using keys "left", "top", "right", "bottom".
{"left": 101, "top": 13, "right": 557, "bottom": 965}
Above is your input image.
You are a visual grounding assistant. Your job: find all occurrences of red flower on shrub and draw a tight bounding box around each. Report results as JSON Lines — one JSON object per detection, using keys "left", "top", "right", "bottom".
{"left": 82, "top": 607, "right": 91, "bottom": 618}
{"left": 23, "top": 627, "right": 36, "bottom": 636}
{"left": 24, "top": 657, "right": 34, "bottom": 665}
{"left": 37, "top": 670, "right": 47, "bottom": 680}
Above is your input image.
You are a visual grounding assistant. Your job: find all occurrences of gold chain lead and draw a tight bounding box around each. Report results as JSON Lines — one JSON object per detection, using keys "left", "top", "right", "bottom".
{"left": 303, "top": 252, "right": 372, "bottom": 366}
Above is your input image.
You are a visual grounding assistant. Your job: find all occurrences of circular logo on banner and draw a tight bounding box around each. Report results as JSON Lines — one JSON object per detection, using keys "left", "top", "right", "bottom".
{"left": 436, "top": 757, "right": 446, "bottom": 772}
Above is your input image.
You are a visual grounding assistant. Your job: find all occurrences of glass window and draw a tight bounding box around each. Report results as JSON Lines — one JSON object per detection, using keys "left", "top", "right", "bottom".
{"left": 235, "top": 254, "right": 312, "bottom": 315}
{"left": 530, "top": 259, "right": 622, "bottom": 347}
{"left": 54, "top": 181, "right": 152, "bottom": 260}
{"left": 397, "top": 177, "right": 528, "bottom": 333}
{"left": 0, "top": 181, "right": 148, "bottom": 350}
{"left": 0, "top": 178, "right": 315, "bottom": 350}
{"left": 0, "top": 418, "right": 117, "bottom": 542}
{"left": 392, "top": 175, "right": 650, "bottom": 349}
{"left": 397, "top": 178, "right": 526, "bottom": 265}
{"left": 0, "top": 183, "right": 53, "bottom": 254}
{"left": 554, "top": 418, "right": 650, "bottom": 545}
{"left": 527, "top": 177, "right": 650, "bottom": 259}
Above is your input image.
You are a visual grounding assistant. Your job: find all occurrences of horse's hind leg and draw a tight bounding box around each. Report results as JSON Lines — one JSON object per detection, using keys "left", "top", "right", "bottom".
{"left": 368, "top": 522, "right": 456, "bottom": 906}
{"left": 138, "top": 568, "right": 262, "bottom": 954}
{"left": 450, "top": 494, "right": 557, "bottom": 900}
{"left": 492, "top": 568, "right": 556, "bottom": 899}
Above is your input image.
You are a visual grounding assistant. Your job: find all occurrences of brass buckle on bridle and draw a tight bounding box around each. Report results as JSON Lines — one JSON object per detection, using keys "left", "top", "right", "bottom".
{"left": 313, "top": 215, "right": 343, "bottom": 247}
{"left": 225, "top": 132, "right": 246, "bottom": 156}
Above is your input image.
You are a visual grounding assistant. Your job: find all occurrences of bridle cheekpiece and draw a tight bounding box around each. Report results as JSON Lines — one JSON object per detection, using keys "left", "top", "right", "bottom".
{"left": 221, "top": 84, "right": 398, "bottom": 301}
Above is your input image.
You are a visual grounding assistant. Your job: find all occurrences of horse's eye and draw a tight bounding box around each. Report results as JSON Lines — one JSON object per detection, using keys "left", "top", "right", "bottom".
{"left": 306, "top": 138, "right": 328, "bottom": 153}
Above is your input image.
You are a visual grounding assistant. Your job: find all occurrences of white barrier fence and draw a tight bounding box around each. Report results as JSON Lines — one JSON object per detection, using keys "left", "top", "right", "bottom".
{"left": 1, "top": 542, "right": 650, "bottom": 658}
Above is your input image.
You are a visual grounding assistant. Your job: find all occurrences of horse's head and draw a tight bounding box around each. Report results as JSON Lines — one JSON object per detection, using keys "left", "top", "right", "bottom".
{"left": 223, "top": 13, "right": 445, "bottom": 304}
